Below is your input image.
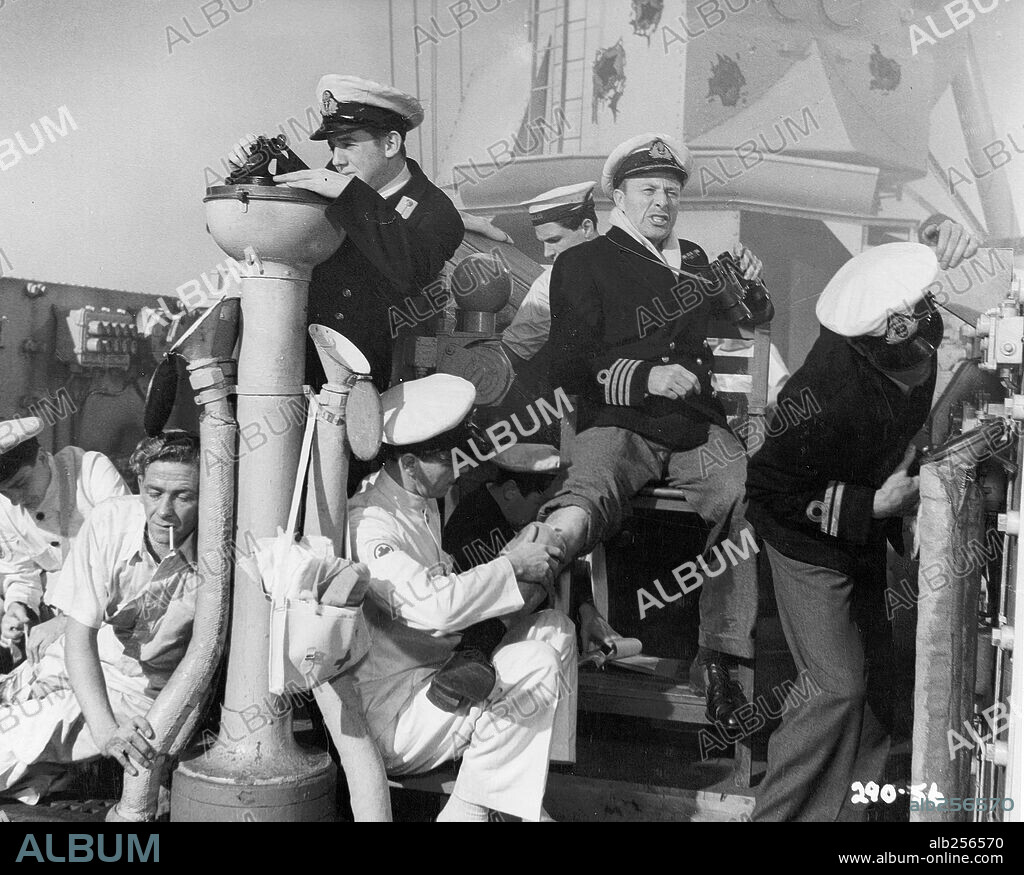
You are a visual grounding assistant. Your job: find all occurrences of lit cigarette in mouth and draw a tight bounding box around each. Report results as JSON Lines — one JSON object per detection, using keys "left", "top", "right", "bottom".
{"left": 169, "top": 525, "right": 176, "bottom": 554}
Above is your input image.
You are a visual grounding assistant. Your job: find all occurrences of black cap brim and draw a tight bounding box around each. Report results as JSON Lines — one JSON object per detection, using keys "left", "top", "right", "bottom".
{"left": 615, "top": 164, "right": 688, "bottom": 190}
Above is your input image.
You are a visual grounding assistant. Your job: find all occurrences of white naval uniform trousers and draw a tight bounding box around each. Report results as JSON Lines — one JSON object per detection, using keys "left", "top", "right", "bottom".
{"left": 343, "top": 469, "right": 577, "bottom": 821}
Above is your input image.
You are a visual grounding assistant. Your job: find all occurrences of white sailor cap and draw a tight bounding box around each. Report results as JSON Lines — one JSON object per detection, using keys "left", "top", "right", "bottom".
{"left": 494, "top": 443, "right": 561, "bottom": 474}
{"left": 0, "top": 417, "right": 43, "bottom": 455}
{"left": 381, "top": 374, "right": 476, "bottom": 446}
{"left": 601, "top": 133, "right": 691, "bottom": 198}
{"left": 311, "top": 75, "right": 424, "bottom": 141}
{"left": 521, "top": 182, "right": 597, "bottom": 227}
{"left": 816, "top": 243, "right": 940, "bottom": 338}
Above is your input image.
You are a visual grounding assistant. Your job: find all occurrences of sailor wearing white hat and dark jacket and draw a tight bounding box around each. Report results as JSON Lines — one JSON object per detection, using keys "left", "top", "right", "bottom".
{"left": 323, "top": 374, "right": 577, "bottom": 822}
{"left": 502, "top": 181, "right": 600, "bottom": 366}
{"left": 747, "top": 222, "right": 980, "bottom": 821}
{"left": 229, "top": 75, "right": 464, "bottom": 391}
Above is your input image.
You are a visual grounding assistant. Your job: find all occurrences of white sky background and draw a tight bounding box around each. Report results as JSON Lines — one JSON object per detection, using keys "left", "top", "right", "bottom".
{"left": 0, "top": 0, "right": 1021, "bottom": 297}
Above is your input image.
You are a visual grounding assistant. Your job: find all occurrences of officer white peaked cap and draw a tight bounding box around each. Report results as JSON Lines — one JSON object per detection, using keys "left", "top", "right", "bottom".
{"left": 0, "top": 416, "right": 43, "bottom": 454}
{"left": 312, "top": 74, "right": 424, "bottom": 140}
{"left": 494, "top": 443, "right": 561, "bottom": 473}
{"left": 816, "top": 243, "right": 939, "bottom": 338}
{"left": 308, "top": 325, "right": 372, "bottom": 375}
{"left": 381, "top": 374, "right": 476, "bottom": 446}
{"left": 602, "top": 132, "right": 691, "bottom": 198}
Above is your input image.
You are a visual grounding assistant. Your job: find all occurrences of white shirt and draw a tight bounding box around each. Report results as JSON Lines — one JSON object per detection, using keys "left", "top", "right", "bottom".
{"left": 376, "top": 162, "right": 412, "bottom": 200}
{"left": 46, "top": 495, "right": 198, "bottom": 695}
{"left": 0, "top": 447, "right": 129, "bottom": 613}
{"left": 502, "top": 267, "right": 552, "bottom": 361}
{"left": 348, "top": 469, "right": 523, "bottom": 734}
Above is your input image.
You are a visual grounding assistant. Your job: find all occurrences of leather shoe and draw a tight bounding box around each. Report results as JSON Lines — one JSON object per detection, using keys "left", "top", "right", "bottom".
{"left": 427, "top": 648, "right": 496, "bottom": 713}
{"left": 703, "top": 659, "right": 749, "bottom": 736}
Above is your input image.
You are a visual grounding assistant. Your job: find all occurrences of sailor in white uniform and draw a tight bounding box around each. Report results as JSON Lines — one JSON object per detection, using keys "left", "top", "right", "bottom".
{"left": 337, "top": 373, "right": 577, "bottom": 821}
{"left": 0, "top": 417, "right": 129, "bottom": 667}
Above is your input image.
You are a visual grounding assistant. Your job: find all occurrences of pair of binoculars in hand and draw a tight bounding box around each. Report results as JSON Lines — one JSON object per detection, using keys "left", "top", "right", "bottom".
{"left": 708, "top": 251, "right": 775, "bottom": 325}
{"left": 225, "top": 135, "right": 309, "bottom": 185}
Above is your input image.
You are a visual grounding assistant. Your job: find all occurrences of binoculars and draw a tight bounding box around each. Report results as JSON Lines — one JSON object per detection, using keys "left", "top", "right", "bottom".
{"left": 225, "top": 135, "right": 309, "bottom": 186}
{"left": 708, "top": 251, "right": 775, "bottom": 325}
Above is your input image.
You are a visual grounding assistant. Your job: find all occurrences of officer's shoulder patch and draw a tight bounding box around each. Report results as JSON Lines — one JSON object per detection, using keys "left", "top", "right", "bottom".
{"left": 373, "top": 543, "right": 395, "bottom": 559}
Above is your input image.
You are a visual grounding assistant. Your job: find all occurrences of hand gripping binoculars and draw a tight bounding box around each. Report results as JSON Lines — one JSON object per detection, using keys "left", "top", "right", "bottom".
{"left": 708, "top": 251, "right": 775, "bottom": 325}
{"left": 225, "top": 135, "right": 309, "bottom": 186}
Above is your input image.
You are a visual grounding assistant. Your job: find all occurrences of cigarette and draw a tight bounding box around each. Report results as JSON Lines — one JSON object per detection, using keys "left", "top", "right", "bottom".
{"left": 169, "top": 525, "right": 176, "bottom": 554}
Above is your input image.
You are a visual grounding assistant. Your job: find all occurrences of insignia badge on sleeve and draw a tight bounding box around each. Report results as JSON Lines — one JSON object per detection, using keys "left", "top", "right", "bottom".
{"left": 373, "top": 544, "right": 394, "bottom": 559}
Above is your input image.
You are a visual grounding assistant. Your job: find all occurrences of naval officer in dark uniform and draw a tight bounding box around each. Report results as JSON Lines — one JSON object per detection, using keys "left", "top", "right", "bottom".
{"left": 232, "top": 74, "right": 464, "bottom": 391}
{"left": 538, "top": 133, "right": 771, "bottom": 730}
{"left": 747, "top": 222, "right": 979, "bottom": 821}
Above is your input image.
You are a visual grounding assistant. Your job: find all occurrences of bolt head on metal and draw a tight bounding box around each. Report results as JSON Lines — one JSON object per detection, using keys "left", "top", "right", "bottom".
{"left": 997, "top": 511, "right": 1020, "bottom": 534}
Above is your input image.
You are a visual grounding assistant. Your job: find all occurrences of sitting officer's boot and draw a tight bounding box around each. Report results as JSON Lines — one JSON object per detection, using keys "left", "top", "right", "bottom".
{"left": 427, "top": 648, "right": 497, "bottom": 713}
{"left": 701, "top": 654, "right": 749, "bottom": 736}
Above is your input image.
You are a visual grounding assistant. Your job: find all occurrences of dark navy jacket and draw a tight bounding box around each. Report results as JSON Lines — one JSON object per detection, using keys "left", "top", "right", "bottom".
{"left": 307, "top": 158, "right": 464, "bottom": 389}
{"left": 746, "top": 327, "right": 936, "bottom": 574}
{"left": 547, "top": 226, "right": 732, "bottom": 450}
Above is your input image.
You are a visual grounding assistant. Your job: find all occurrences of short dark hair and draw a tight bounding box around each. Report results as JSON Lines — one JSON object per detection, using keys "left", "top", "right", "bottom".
{"left": 0, "top": 437, "right": 40, "bottom": 484}
{"left": 556, "top": 205, "right": 598, "bottom": 232}
{"left": 130, "top": 430, "right": 200, "bottom": 478}
{"left": 372, "top": 128, "right": 407, "bottom": 159}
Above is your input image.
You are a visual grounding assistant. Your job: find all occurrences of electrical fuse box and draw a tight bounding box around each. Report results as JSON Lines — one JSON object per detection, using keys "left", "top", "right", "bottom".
{"left": 54, "top": 305, "right": 139, "bottom": 370}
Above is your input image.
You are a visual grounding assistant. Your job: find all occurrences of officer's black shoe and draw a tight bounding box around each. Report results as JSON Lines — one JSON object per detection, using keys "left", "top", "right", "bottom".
{"left": 703, "top": 659, "right": 749, "bottom": 736}
{"left": 426, "top": 648, "right": 496, "bottom": 713}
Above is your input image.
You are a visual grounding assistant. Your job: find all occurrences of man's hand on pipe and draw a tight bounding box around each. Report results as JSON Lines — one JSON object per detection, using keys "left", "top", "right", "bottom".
{"left": 872, "top": 445, "right": 920, "bottom": 519}
{"left": 99, "top": 716, "right": 157, "bottom": 777}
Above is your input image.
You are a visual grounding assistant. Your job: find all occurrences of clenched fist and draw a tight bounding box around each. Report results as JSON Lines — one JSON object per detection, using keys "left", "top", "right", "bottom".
{"left": 648, "top": 364, "right": 701, "bottom": 401}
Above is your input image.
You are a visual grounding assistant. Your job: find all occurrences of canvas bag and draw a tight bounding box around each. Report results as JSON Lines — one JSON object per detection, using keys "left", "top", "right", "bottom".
{"left": 255, "top": 392, "right": 370, "bottom": 695}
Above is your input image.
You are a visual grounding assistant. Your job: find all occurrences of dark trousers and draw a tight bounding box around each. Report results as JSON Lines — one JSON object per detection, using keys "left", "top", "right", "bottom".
{"left": 753, "top": 541, "right": 894, "bottom": 822}
{"left": 539, "top": 424, "right": 757, "bottom": 659}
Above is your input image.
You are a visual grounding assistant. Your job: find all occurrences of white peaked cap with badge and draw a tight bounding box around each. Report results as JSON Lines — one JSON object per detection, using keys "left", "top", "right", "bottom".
{"left": 816, "top": 243, "right": 940, "bottom": 338}
{"left": 601, "top": 133, "right": 691, "bottom": 198}
{"left": 0, "top": 416, "right": 43, "bottom": 454}
{"left": 312, "top": 75, "right": 424, "bottom": 140}
{"left": 380, "top": 374, "right": 477, "bottom": 446}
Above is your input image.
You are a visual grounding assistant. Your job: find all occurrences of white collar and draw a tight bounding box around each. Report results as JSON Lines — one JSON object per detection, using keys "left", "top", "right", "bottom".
{"left": 608, "top": 207, "right": 681, "bottom": 270}
{"left": 377, "top": 162, "right": 412, "bottom": 200}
